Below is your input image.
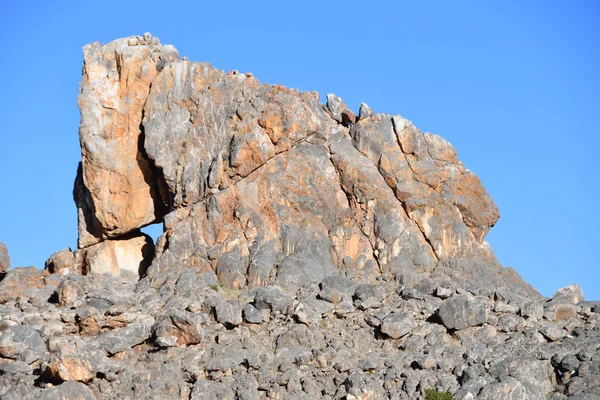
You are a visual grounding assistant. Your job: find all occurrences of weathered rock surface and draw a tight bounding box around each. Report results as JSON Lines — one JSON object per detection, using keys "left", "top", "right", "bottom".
{"left": 69, "top": 35, "right": 540, "bottom": 299}
{"left": 82, "top": 233, "right": 154, "bottom": 280}
{"left": 0, "top": 241, "right": 10, "bottom": 273}
{"left": 75, "top": 33, "right": 178, "bottom": 247}
{"left": 1, "top": 35, "right": 597, "bottom": 399}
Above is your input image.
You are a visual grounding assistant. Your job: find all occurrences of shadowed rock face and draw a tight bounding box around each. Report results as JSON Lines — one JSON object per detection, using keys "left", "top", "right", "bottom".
{"left": 73, "top": 35, "right": 536, "bottom": 297}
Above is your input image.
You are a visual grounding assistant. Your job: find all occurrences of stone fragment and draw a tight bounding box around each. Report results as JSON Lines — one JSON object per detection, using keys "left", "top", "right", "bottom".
{"left": 46, "top": 355, "right": 93, "bottom": 382}
{"left": 319, "top": 275, "right": 358, "bottom": 304}
{"left": 341, "top": 109, "right": 357, "bottom": 126}
{"left": 0, "top": 241, "right": 10, "bottom": 273}
{"left": 97, "top": 315, "right": 154, "bottom": 355}
{"left": 0, "top": 325, "right": 45, "bottom": 362}
{"left": 214, "top": 300, "right": 243, "bottom": 328}
{"left": 548, "top": 303, "right": 578, "bottom": 322}
{"left": 380, "top": 312, "right": 416, "bottom": 339}
{"left": 520, "top": 300, "right": 544, "bottom": 320}
{"left": 476, "top": 377, "right": 528, "bottom": 400}
{"left": 326, "top": 93, "right": 346, "bottom": 123}
{"left": 45, "top": 248, "right": 79, "bottom": 275}
{"left": 253, "top": 286, "right": 293, "bottom": 314}
{"left": 84, "top": 232, "right": 154, "bottom": 280}
{"left": 435, "top": 286, "right": 453, "bottom": 299}
{"left": 55, "top": 275, "right": 88, "bottom": 307}
{"left": 358, "top": 102, "right": 373, "bottom": 120}
{"left": 494, "top": 301, "right": 520, "bottom": 314}
{"left": 37, "top": 381, "right": 97, "bottom": 400}
{"left": 353, "top": 284, "right": 385, "bottom": 309}
{"left": 539, "top": 323, "right": 568, "bottom": 342}
{"left": 496, "top": 314, "right": 526, "bottom": 332}
{"left": 435, "top": 295, "right": 487, "bottom": 330}
{"left": 242, "top": 304, "right": 263, "bottom": 324}
{"left": 552, "top": 284, "right": 585, "bottom": 305}
{"left": 152, "top": 312, "right": 204, "bottom": 347}
{"left": 0, "top": 266, "right": 48, "bottom": 303}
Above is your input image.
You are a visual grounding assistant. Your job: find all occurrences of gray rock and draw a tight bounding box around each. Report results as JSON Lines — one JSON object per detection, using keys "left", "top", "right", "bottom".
{"left": 38, "top": 381, "right": 96, "bottom": 400}
{"left": 496, "top": 314, "right": 526, "bottom": 332}
{"left": 0, "top": 241, "right": 10, "bottom": 273}
{"left": 477, "top": 376, "right": 529, "bottom": 400}
{"left": 358, "top": 102, "right": 374, "bottom": 120}
{"left": 0, "top": 360, "right": 31, "bottom": 374}
{"left": 552, "top": 284, "right": 585, "bottom": 305}
{"left": 97, "top": 316, "right": 154, "bottom": 355}
{"left": 326, "top": 93, "right": 346, "bottom": 123}
{"left": 520, "top": 300, "right": 544, "bottom": 320}
{"left": 242, "top": 303, "right": 263, "bottom": 324}
{"left": 214, "top": 300, "right": 243, "bottom": 328}
{"left": 435, "top": 286, "right": 454, "bottom": 299}
{"left": 0, "top": 325, "right": 45, "bottom": 362}
{"left": 152, "top": 311, "right": 203, "bottom": 347}
{"left": 253, "top": 286, "right": 292, "bottom": 314}
{"left": 380, "top": 311, "right": 416, "bottom": 339}
{"left": 436, "top": 294, "right": 487, "bottom": 330}
{"left": 539, "top": 323, "right": 567, "bottom": 342}
{"left": 319, "top": 274, "right": 358, "bottom": 304}
{"left": 354, "top": 283, "right": 385, "bottom": 309}
{"left": 45, "top": 248, "right": 78, "bottom": 275}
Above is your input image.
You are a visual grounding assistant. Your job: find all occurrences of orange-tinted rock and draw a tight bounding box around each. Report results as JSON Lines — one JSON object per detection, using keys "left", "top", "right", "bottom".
{"left": 83, "top": 233, "right": 154, "bottom": 281}
{"left": 73, "top": 35, "right": 539, "bottom": 298}
{"left": 75, "top": 35, "right": 178, "bottom": 247}
{"left": 45, "top": 248, "right": 82, "bottom": 276}
{"left": 47, "top": 355, "right": 94, "bottom": 382}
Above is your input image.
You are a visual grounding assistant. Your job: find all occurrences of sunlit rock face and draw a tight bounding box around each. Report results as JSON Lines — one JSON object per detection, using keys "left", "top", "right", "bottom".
{"left": 72, "top": 34, "right": 535, "bottom": 298}
{"left": 75, "top": 34, "right": 178, "bottom": 248}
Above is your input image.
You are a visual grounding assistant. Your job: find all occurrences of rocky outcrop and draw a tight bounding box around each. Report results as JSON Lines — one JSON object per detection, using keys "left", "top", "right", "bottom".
{"left": 0, "top": 35, "right": 597, "bottom": 399}
{"left": 70, "top": 35, "right": 537, "bottom": 301}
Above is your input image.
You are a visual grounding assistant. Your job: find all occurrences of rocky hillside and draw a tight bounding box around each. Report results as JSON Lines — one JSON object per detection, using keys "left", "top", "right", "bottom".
{"left": 0, "top": 34, "right": 598, "bottom": 400}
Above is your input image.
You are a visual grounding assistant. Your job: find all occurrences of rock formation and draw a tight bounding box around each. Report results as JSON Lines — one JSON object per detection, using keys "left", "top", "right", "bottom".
{"left": 0, "top": 34, "right": 598, "bottom": 399}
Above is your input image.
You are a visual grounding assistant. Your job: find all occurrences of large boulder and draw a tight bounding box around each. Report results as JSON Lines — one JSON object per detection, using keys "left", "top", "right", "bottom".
{"left": 75, "top": 33, "right": 178, "bottom": 247}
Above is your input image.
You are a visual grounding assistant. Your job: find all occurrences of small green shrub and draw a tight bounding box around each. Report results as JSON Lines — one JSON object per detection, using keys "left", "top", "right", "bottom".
{"left": 424, "top": 388, "right": 454, "bottom": 400}
{"left": 210, "top": 284, "right": 221, "bottom": 291}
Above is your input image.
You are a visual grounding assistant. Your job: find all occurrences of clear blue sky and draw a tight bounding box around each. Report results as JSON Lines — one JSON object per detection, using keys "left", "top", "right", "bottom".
{"left": 0, "top": 1, "right": 598, "bottom": 299}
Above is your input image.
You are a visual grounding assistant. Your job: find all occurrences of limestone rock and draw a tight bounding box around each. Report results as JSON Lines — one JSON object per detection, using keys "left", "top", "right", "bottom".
{"left": 71, "top": 36, "right": 541, "bottom": 301}
{"left": 45, "top": 248, "right": 81, "bottom": 275}
{"left": 37, "top": 381, "right": 97, "bottom": 400}
{"left": 75, "top": 36, "right": 178, "bottom": 247}
{"left": 83, "top": 232, "right": 154, "bottom": 280}
{"left": 0, "top": 241, "right": 10, "bottom": 273}
{"left": 152, "top": 311, "right": 203, "bottom": 347}
{"left": 436, "top": 294, "right": 488, "bottom": 330}
{"left": 380, "top": 311, "right": 416, "bottom": 339}
{"left": 0, "top": 266, "right": 48, "bottom": 303}
{"left": 552, "top": 284, "right": 585, "bottom": 305}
